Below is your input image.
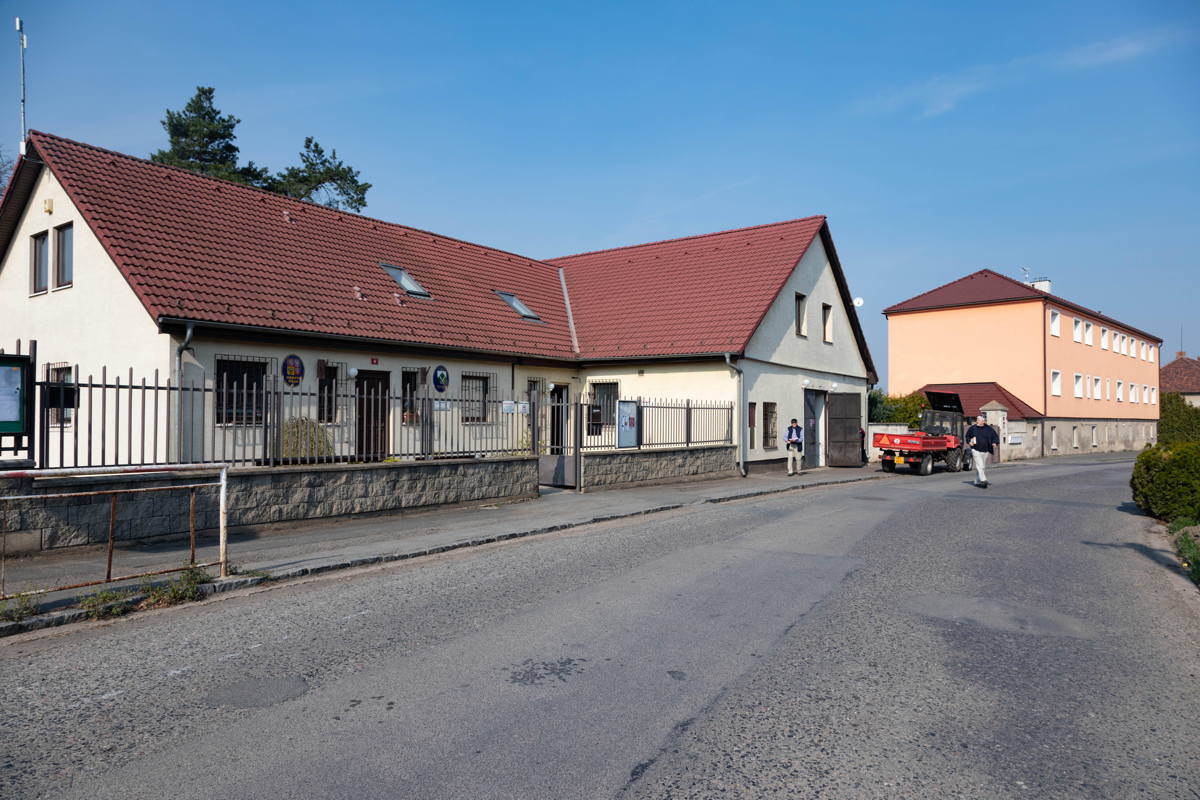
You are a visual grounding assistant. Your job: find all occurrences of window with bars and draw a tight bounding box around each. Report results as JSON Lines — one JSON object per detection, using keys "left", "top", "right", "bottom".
{"left": 216, "top": 357, "right": 270, "bottom": 424}
{"left": 317, "top": 361, "right": 346, "bottom": 423}
{"left": 462, "top": 374, "right": 490, "bottom": 423}
{"left": 44, "top": 363, "right": 75, "bottom": 426}
{"left": 762, "top": 402, "right": 778, "bottom": 448}
{"left": 588, "top": 382, "right": 618, "bottom": 435}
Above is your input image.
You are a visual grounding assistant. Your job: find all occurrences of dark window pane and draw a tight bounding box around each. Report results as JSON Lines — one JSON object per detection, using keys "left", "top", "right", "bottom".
{"left": 216, "top": 359, "right": 267, "bottom": 425}
{"left": 32, "top": 232, "right": 48, "bottom": 293}
{"left": 463, "top": 376, "right": 488, "bottom": 422}
{"left": 55, "top": 224, "right": 73, "bottom": 286}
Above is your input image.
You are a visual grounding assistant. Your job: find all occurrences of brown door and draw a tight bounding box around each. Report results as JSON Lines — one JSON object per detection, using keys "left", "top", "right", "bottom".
{"left": 826, "top": 392, "right": 862, "bottom": 467}
{"left": 355, "top": 370, "right": 390, "bottom": 460}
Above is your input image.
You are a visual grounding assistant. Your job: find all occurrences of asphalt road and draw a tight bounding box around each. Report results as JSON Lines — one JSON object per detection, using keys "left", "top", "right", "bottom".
{"left": 2, "top": 455, "right": 1197, "bottom": 799}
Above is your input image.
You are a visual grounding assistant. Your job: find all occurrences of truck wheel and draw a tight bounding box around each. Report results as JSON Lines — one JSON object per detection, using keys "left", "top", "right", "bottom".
{"left": 945, "top": 447, "right": 962, "bottom": 472}
{"left": 918, "top": 453, "right": 934, "bottom": 476}
{"left": 882, "top": 460, "right": 895, "bottom": 472}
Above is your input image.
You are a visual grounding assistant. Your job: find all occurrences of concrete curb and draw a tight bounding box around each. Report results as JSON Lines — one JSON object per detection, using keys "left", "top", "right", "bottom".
{"left": 0, "top": 472, "right": 891, "bottom": 638}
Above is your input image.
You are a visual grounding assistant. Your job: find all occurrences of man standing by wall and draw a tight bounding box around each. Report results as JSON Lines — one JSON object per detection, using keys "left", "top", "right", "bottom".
{"left": 786, "top": 418, "right": 804, "bottom": 476}
{"left": 965, "top": 414, "right": 999, "bottom": 488}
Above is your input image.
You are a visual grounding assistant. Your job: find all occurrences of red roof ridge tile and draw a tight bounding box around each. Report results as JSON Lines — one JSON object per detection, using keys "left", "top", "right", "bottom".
{"left": 27, "top": 129, "right": 561, "bottom": 275}
{"left": 547, "top": 215, "right": 827, "bottom": 263}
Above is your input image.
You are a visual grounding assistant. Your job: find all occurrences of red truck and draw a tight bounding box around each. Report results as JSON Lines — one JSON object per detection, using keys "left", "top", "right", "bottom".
{"left": 873, "top": 391, "right": 968, "bottom": 476}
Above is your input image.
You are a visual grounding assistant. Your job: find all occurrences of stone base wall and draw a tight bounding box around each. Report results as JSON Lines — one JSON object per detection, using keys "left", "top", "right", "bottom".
{"left": 581, "top": 445, "right": 737, "bottom": 490}
{"left": 0, "top": 457, "right": 538, "bottom": 554}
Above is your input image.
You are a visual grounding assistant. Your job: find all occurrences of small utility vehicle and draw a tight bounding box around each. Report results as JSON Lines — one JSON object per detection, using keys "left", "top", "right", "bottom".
{"left": 874, "top": 391, "right": 969, "bottom": 476}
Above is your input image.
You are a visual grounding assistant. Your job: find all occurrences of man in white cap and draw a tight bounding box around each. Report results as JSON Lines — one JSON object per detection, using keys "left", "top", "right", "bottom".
{"left": 964, "top": 414, "right": 999, "bottom": 488}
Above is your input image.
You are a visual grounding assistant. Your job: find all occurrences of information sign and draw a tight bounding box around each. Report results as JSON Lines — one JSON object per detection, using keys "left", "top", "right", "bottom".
{"left": 0, "top": 354, "right": 33, "bottom": 435}
{"left": 282, "top": 355, "right": 305, "bottom": 386}
{"left": 617, "top": 400, "right": 639, "bottom": 448}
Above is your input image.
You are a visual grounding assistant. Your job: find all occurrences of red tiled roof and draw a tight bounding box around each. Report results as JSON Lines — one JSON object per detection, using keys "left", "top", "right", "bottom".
{"left": 550, "top": 218, "right": 877, "bottom": 380}
{"left": 1161, "top": 353, "right": 1200, "bottom": 394}
{"left": 21, "top": 131, "right": 577, "bottom": 359}
{"left": 884, "top": 269, "right": 1161, "bottom": 343}
{"left": 917, "top": 382, "right": 1043, "bottom": 420}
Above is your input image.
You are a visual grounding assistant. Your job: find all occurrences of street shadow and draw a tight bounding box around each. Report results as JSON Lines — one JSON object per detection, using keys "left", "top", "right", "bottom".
{"left": 1115, "top": 501, "right": 1144, "bottom": 516}
{"left": 1080, "top": 539, "right": 1187, "bottom": 577}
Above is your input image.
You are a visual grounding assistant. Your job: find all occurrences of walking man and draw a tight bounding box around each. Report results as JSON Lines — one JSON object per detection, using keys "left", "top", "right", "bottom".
{"left": 965, "top": 414, "right": 999, "bottom": 488}
{"left": 786, "top": 418, "right": 804, "bottom": 475}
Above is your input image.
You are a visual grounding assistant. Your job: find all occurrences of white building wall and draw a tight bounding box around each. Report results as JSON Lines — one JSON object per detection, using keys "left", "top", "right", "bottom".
{"left": 0, "top": 167, "right": 170, "bottom": 375}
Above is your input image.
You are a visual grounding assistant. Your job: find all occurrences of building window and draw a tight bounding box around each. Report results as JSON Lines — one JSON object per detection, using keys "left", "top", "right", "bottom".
{"left": 1091, "top": 425, "right": 1098, "bottom": 447}
{"left": 1130, "top": 384, "right": 1139, "bottom": 403}
{"left": 1072, "top": 426, "right": 1079, "bottom": 449}
{"left": 821, "top": 304, "right": 833, "bottom": 343}
{"left": 1151, "top": 387, "right": 1157, "bottom": 404}
{"left": 1105, "top": 379, "right": 1111, "bottom": 400}
{"left": 588, "top": 382, "right": 618, "bottom": 433}
{"left": 316, "top": 361, "right": 344, "bottom": 424}
{"left": 1149, "top": 346, "right": 1155, "bottom": 363}
{"left": 1049, "top": 309, "right": 1060, "bottom": 336}
{"left": 400, "top": 369, "right": 421, "bottom": 424}
{"left": 45, "top": 363, "right": 75, "bottom": 426}
{"left": 31, "top": 231, "right": 49, "bottom": 293}
{"left": 1130, "top": 338, "right": 1138, "bottom": 358}
{"left": 1073, "top": 318, "right": 1082, "bottom": 342}
{"left": 381, "top": 264, "right": 431, "bottom": 298}
{"left": 462, "top": 375, "right": 489, "bottom": 423}
{"left": 1120, "top": 335, "right": 1128, "bottom": 355}
{"left": 1074, "top": 373, "right": 1084, "bottom": 398}
{"left": 762, "top": 402, "right": 778, "bottom": 448}
{"left": 794, "top": 293, "right": 808, "bottom": 337}
{"left": 1101, "top": 328, "right": 1109, "bottom": 349}
{"left": 1051, "top": 425, "right": 1058, "bottom": 450}
{"left": 1140, "top": 342, "right": 1147, "bottom": 360}
{"left": 1143, "top": 384, "right": 1149, "bottom": 404}
{"left": 1051, "top": 370, "right": 1062, "bottom": 396}
{"left": 1093, "top": 376, "right": 1102, "bottom": 399}
{"left": 54, "top": 223, "right": 73, "bottom": 288}
{"left": 748, "top": 402, "right": 756, "bottom": 439}
{"left": 217, "top": 357, "right": 269, "bottom": 424}
{"left": 1084, "top": 321, "right": 1093, "bottom": 346}
{"left": 1116, "top": 380, "right": 1124, "bottom": 402}
{"left": 496, "top": 291, "right": 540, "bottom": 320}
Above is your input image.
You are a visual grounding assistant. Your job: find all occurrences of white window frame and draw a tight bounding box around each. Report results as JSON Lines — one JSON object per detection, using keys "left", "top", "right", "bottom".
{"left": 1100, "top": 328, "right": 1109, "bottom": 349}
{"left": 1130, "top": 384, "right": 1139, "bottom": 403}
{"left": 1116, "top": 380, "right": 1124, "bottom": 402}
{"left": 1151, "top": 387, "right": 1157, "bottom": 404}
{"left": 1093, "top": 376, "right": 1102, "bottom": 399}
{"left": 1073, "top": 373, "right": 1084, "bottom": 398}
{"left": 1051, "top": 425, "right": 1058, "bottom": 450}
{"left": 1051, "top": 369, "right": 1062, "bottom": 397}
{"left": 1084, "top": 321, "right": 1093, "bottom": 346}
{"left": 1072, "top": 425, "right": 1080, "bottom": 449}
{"left": 1073, "top": 318, "right": 1082, "bottom": 342}
{"left": 1105, "top": 379, "right": 1111, "bottom": 400}
{"left": 1149, "top": 346, "right": 1155, "bottom": 363}
{"left": 821, "top": 303, "right": 833, "bottom": 343}
{"left": 1049, "top": 309, "right": 1060, "bottom": 337}
{"left": 1091, "top": 425, "right": 1098, "bottom": 447}
{"left": 1130, "top": 338, "right": 1138, "bottom": 358}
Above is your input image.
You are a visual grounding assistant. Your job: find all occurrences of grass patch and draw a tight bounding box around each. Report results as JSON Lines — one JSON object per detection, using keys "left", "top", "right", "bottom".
{"left": 1167, "top": 517, "right": 1198, "bottom": 535}
{"left": 1174, "top": 528, "right": 1200, "bottom": 587}
{"left": 80, "top": 588, "right": 138, "bottom": 619}
{"left": 138, "top": 567, "right": 213, "bottom": 609}
{"left": 227, "top": 562, "right": 271, "bottom": 580}
{"left": 0, "top": 592, "right": 39, "bottom": 622}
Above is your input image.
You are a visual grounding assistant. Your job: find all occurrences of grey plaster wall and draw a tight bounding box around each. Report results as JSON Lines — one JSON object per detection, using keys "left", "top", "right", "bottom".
{"left": 581, "top": 445, "right": 737, "bottom": 490}
{"left": 0, "top": 457, "right": 538, "bottom": 554}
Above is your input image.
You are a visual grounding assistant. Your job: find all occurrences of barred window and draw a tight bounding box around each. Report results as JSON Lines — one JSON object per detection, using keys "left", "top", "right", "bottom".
{"left": 317, "top": 361, "right": 346, "bottom": 423}
{"left": 462, "top": 374, "right": 489, "bottom": 423}
{"left": 44, "top": 363, "right": 75, "bottom": 426}
{"left": 763, "top": 402, "right": 778, "bottom": 448}
{"left": 216, "top": 357, "right": 269, "bottom": 424}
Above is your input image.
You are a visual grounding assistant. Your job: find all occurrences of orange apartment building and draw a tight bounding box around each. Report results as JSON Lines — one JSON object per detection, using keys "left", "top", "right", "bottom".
{"left": 884, "top": 270, "right": 1161, "bottom": 459}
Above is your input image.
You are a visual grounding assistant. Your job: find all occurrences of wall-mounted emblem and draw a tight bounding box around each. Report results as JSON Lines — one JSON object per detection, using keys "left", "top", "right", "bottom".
{"left": 432, "top": 365, "right": 450, "bottom": 393}
{"left": 282, "top": 355, "right": 304, "bottom": 386}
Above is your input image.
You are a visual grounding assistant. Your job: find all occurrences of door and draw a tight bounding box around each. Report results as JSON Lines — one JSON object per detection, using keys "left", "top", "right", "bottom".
{"left": 826, "top": 392, "right": 863, "bottom": 467}
{"left": 803, "top": 389, "right": 825, "bottom": 468}
{"left": 539, "top": 384, "right": 578, "bottom": 487}
{"left": 355, "top": 370, "right": 390, "bottom": 460}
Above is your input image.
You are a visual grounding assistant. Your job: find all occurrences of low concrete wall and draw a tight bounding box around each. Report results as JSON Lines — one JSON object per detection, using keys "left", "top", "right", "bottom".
{"left": 866, "top": 423, "right": 911, "bottom": 463}
{"left": 581, "top": 445, "right": 737, "bottom": 490}
{"left": 0, "top": 457, "right": 539, "bottom": 554}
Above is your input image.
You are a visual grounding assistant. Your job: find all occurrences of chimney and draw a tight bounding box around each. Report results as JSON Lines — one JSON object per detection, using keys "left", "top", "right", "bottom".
{"left": 1178, "top": 351, "right": 1188, "bottom": 360}
{"left": 1031, "top": 278, "right": 1052, "bottom": 293}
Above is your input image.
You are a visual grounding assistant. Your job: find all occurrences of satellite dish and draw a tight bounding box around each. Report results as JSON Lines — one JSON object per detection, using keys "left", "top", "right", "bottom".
{"left": 853, "top": 297, "right": 864, "bottom": 307}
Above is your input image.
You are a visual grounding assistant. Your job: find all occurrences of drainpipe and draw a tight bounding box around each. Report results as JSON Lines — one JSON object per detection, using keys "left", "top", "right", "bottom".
{"left": 724, "top": 353, "right": 747, "bottom": 477}
{"left": 175, "top": 322, "right": 195, "bottom": 462}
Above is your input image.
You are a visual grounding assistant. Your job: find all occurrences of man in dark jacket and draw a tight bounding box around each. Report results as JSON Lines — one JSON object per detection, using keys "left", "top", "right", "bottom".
{"left": 785, "top": 418, "right": 804, "bottom": 475}
{"left": 965, "top": 414, "right": 1000, "bottom": 488}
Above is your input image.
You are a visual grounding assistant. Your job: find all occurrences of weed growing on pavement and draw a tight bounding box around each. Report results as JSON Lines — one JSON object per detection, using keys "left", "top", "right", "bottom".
{"left": 1174, "top": 529, "right": 1200, "bottom": 586}
{"left": 139, "top": 567, "right": 213, "bottom": 609}
{"left": 80, "top": 589, "right": 137, "bottom": 619}
{"left": 226, "top": 562, "right": 271, "bottom": 580}
{"left": 0, "top": 592, "right": 39, "bottom": 622}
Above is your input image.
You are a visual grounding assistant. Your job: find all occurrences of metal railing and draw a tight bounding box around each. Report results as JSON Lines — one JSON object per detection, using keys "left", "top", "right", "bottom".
{"left": 576, "top": 395, "right": 734, "bottom": 451}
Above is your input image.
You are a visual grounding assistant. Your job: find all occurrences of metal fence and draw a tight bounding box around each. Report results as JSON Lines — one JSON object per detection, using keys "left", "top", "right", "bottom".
{"left": 25, "top": 367, "right": 734, "bottom": 470}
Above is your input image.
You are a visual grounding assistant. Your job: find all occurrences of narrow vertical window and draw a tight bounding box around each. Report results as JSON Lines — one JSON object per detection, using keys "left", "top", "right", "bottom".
{"left": 54, "top": 223, "right": 73, "bottom": 287}
{"left": 821, "top": 304, "right": 833, "bottom": 343}
{"left": 1073, "top": 318, "right": 1082, "bottom": 342}
{"left": 1050, "top": 370, "right": 1062, "bottom": 396}
{"left": 1073, "top": 373, "right": 1083, "bottom": 398}
{"left": 1100, "top": 328, "right": 1108, "bottom": 349}
{"left": 1084, "top": 322, "right": 1093, "bottom": 345}
{"left": 763, "top": 402, "right": 778, "bottom": 448}
{"left": 463, "top": 375, "right": 489, "bottom": 423}
{"left": 748, "top": 402, "right": 756, "bottom": 442}
{"left": 317, "top": 362, "right": 339, "bottom": 423}
{"left": 794, "top": 293, "right": 808, "bottom": 337}
{"left": 1049, "top": 310, "right": 1060, "bottom": 336}
{"left": 31, "top": 231, "right": 49, "bottom": 293}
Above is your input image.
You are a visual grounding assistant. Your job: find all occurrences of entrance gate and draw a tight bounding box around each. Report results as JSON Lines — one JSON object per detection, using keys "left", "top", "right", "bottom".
{"left": 535, "top": 387, "right": 581, "bottom": 487}
{"left": 826, "top": 392, "right": 863, "bottom": 467}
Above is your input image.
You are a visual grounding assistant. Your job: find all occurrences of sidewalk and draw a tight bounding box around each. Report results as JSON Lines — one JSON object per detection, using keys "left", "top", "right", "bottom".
{"left": 1, "top": 465, "right": 892, "bottom": 633}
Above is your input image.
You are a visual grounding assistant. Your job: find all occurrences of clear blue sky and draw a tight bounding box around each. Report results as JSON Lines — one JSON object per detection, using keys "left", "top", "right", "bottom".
{"left": 5, "top": 1, "right": 1198, "bottom": 388}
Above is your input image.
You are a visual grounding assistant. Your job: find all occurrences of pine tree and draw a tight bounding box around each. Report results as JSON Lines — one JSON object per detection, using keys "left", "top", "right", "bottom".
{"left": 150, "top": 87, "right": 370, "bottom": 211}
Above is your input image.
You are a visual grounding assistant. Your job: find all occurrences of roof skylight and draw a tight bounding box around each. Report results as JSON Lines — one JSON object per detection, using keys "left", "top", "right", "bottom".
{"left": 381, "top": 264, "right": 430, "bottom": 298}
{"left": 496, "top": 291, "right": 540, "bottom": 320}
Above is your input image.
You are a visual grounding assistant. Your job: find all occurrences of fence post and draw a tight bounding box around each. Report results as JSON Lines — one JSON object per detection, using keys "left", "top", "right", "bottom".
{"left": 685, "top": 399, "right": 692, "bottom": 446}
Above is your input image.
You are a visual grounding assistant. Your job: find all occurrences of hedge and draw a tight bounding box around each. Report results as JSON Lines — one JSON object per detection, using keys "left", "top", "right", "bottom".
{"left": 1130, "top": 442, "right": 1200, "bottom": 521}
{"left": 1159, "top": 393, "right": 1200, "bottom": 445}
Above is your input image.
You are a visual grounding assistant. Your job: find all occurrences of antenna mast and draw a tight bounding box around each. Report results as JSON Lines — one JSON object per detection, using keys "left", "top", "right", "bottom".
{"left": 16, "top": 17, "right": 26, "bottom": 153}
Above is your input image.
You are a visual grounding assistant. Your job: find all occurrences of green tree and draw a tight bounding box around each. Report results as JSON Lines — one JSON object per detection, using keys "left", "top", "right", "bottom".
{"left": 868, "top": 389, "right": 895, "bottom": 423}
{"left": 151, "top": 87, "right": 370, "bottom": 212}
{"left": 880, "top": 391, "right": 930, "bottom": 428}
{"left": 1159, "top": 393, "right": 1200, "bottom": 445}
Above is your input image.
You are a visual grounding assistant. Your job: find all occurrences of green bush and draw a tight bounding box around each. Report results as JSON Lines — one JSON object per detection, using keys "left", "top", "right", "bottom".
{"left": 881, "top": 391, "right": 930, "bottom": 429}
{"left": 281, "top": 416, "right": 333, "bottom": 460}
{"left": 1159, "top": 393, "right": 1200, "bottom": 445}
{"left": 1130, "top": 442, "right": 1200, "bottom": 521}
